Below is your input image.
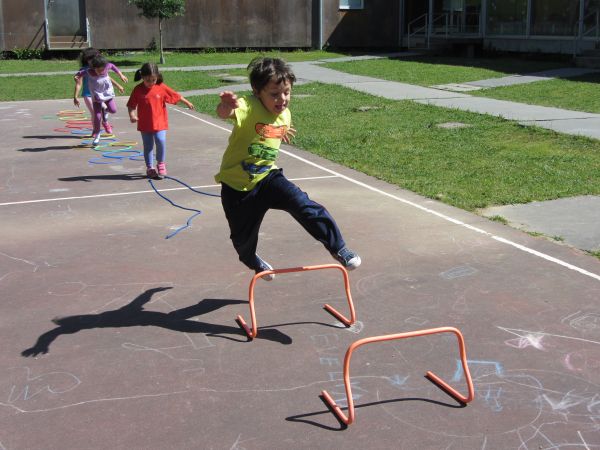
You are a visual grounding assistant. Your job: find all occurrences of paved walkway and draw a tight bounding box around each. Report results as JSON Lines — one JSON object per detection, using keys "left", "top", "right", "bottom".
{"left": 431, "top": 67, "right": 600, "bottom": 91}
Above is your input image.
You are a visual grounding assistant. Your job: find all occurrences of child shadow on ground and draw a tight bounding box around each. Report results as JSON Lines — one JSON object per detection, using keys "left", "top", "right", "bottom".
{"left": 21, "top": 287, "right": 292, "bottom": 357}
{"left": 18, "top": 145, "right": 83, "bottom": 152}
{"left": 58, "top": 174, "right": 146, "bottom": 182}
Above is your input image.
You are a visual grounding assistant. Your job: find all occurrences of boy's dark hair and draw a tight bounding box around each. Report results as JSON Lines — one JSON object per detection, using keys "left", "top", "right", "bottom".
{"left": 89, "top": 55, "right": 108, "bottom": 70}
{"left": 247, "top": 57, "right": 296, "bottom": 93}
{"left": 134, "top": 62, "right": 163, "bottom": 84}
{"left": 79, "top": 47, "right": 99, "bottom": 66}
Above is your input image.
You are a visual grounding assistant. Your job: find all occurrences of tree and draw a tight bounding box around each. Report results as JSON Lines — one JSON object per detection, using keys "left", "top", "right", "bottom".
{"left": 129, "top": 0, "right": 185, "bottom": 64}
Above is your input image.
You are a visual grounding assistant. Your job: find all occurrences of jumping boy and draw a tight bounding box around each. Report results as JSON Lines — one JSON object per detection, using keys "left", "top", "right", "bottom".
{"left": 215, "top": 57, "right": 361, "bottom": 280}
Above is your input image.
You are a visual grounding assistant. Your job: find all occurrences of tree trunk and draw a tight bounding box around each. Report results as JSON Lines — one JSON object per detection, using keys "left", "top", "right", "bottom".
{"left": 159, "top": 17, "right": 165, "bottom": 64}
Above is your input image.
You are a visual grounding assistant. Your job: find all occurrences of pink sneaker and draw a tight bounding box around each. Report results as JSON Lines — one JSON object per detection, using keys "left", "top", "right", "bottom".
{"left": 146, "top": 167, "right": 158, "bottom": 179}
{"left": 103, "top": 122, "right": 113, "bottom": 134}
{"left": 157, "top": 162, "right": 167, "bottom": 179}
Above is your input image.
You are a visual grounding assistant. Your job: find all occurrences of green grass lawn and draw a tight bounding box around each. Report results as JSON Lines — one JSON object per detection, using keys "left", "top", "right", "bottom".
{"left": 323, "top": 56, "right": 567, "bottom": 87}
{"left": 0, "top": 49, "right": 347, "bottom": 74}
{"left": 189, "top": 83, "right": 600, "bottom": 211}
{"left": 0, "top": 69, "right": 249, "bottom": 101}
{"left": 472, "top": 72, "right": 600, "bottom": 113}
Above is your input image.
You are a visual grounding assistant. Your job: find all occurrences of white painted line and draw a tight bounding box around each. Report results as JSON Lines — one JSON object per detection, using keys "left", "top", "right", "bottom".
{"left": 0, "top": 186, "right": 218, "bottom": 206}
{"left": 171, "top": 107, "right": 600, "bottom": 282}
{"left": 0, "top": 176, "right": 338, "bottom": 207}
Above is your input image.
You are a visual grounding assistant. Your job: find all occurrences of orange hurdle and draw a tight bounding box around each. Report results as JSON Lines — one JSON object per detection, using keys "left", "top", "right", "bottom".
{"left": 320, "top": 326, "right": 474, "bottom": 425}
{"left": 236, "top": 263, "right": 356, "bottom": 339}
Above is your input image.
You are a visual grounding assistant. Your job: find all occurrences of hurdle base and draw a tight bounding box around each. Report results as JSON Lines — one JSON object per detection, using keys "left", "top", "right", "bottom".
{"left": 235, "top": 315, "right": 255, "bottom": 339}
{"left": 425, "top": 371, "right": 469, "bottom": 404}
{"left": 323, "top": 304, "right": 353, "bottom": 327}
{"left": 321, "top": 390, "right": 352, "bottom": 425}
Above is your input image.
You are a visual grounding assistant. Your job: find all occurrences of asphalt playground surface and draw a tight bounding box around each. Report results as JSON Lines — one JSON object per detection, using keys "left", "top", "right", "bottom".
{"left": 1, "top": 97, "right": 600, "bottom": 450}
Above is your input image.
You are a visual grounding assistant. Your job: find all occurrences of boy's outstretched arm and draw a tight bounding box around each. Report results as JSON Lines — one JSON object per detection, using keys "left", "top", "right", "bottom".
{"left": 217, "top": 91, "right": 239, "bottom": 119}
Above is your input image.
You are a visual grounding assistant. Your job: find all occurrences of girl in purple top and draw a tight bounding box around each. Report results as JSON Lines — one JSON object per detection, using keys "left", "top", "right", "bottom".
{"left": 74, "top": 55, "right": 128, "bottom": 145}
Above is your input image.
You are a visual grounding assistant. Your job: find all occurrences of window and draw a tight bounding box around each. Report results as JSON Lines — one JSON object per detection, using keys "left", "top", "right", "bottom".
{"left": 340, "top": 0, "right": 364, "bottom": 10}
{"left": 487, "top": 0, "right": 527, "bottom": 35}
{"left": 531, "top": 0, "right": 579, "bottom": 36}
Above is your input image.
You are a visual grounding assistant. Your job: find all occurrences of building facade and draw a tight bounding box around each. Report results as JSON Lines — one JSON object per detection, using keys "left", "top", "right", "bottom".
{"left": 405, "top": 0, "right": 600, "bottom": 55}
{"left": 0, "top": 0, "right": 598, "bottom": 55}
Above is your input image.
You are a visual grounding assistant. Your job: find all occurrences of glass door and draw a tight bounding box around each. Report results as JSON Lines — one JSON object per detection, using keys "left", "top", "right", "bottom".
{"left": 441, "top": 0, "right": 481, "bottom": 34}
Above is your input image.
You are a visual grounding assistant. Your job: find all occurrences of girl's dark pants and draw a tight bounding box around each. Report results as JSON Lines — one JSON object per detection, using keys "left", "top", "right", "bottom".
{"left": 220, "top": 169, "right": 346, "bottom": 270}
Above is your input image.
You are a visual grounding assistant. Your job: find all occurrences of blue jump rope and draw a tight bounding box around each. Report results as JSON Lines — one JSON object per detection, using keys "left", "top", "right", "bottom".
{"left": 148, "top": 176, "right": 220, "bottom": 239}
{"left": 55, "top": 115, "right": 218, "bottom": 239}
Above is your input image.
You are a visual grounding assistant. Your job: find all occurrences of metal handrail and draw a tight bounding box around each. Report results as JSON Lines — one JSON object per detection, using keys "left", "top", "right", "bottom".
{"left": 407, "top": 13, "right": 428, "bottom": 49}
{"left": 575, "top": 9, "right": 600, "bottom": 56}
{"left": 407, "top": 10, "right": 484, "bottom": 49}
{"left": 582, "top": 9, "right": 600, "bottom": 39}
{"left": 431, "top": 13, "right": 449, "bottom": 38}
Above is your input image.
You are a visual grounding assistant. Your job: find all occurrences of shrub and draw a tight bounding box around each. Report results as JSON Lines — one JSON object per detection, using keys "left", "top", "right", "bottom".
{"left": 9, "top": 47, "right": 44, "bottom": 60}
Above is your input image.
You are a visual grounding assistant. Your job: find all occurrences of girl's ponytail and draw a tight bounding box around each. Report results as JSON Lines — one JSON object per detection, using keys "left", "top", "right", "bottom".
{"left": 135, "top": 62, "right": 162, "bottom": 84}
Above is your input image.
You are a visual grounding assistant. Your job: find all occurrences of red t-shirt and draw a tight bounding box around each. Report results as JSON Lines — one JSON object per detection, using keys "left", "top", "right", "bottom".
{"left": 126, "top": 83, "right": 182, "bottom": 132}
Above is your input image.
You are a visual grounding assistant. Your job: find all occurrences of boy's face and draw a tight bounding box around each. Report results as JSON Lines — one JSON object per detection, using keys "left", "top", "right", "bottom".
{"left": 254, "top": 78, "right": 292, "bottom": 115}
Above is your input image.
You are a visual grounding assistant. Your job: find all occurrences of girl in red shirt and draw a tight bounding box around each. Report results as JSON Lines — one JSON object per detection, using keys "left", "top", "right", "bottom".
{"left": 127, "top": 63, "right": 194, "bottom": 179}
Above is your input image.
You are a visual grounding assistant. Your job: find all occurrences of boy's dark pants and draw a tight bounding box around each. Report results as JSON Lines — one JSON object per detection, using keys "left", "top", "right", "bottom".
{"left": 220, "top": 169, "right": 346, "bottom": 270}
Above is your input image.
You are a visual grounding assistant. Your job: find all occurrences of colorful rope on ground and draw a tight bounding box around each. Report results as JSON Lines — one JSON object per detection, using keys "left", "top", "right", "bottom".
{"left": 53, "top": 111, "right": 142, "bottom": 164}
{"left": 148, "top": 176, "right": 220, "bottom": 239}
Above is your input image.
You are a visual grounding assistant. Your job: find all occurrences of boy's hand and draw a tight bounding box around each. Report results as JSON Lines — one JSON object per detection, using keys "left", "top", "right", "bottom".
{"left": 282, "top": 126, "right": 296, "bottom": 144}
{"left": 219, "top": 91, "right": 239, "bottom": 108}
{"left": 217, "top": 91, "right": 239, "bottom": 119}
{"left": 73, "top": 98, "right": 80, "bottom": 107}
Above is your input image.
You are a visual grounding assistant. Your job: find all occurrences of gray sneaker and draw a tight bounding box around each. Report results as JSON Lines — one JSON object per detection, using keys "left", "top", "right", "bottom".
{"left": 332, "top": 247, "right": 361, "bottom": 270}
{"left": 255, "top": 255, "right": 275, "bottom": 281}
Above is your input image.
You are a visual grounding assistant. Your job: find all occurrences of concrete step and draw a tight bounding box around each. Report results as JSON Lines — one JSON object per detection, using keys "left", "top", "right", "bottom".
{"left": 48, "top": 36, "right": 89, "bottom": 50}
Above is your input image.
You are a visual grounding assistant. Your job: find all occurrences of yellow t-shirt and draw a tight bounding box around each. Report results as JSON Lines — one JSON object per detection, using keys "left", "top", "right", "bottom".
{"left": 215, "top": 96, "right": 291, "bottom": 191}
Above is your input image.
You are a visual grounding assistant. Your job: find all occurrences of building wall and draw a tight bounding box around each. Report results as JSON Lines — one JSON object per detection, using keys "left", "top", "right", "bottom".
{"left": 87, "top": 0, "right": 313, "bottom": 50}
{"left": 3, "top": 0, "right": 586, "bottom": 55}
{"left": 0, "top": 0, "right": 403, "bottom": 52}
{"left": 1, "top": 0, "right": 46, "bottom": 50}
{"left": 0, "top": 0, "right": 4, "bottom": 51}
{"left": 323, "top": 0, "right": 400, "bottom": 49}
